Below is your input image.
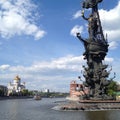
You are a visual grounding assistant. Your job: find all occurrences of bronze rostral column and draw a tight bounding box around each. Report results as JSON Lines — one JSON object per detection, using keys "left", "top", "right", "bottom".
{"left": 77, "top": 0, "right": 114, "bottom": 100}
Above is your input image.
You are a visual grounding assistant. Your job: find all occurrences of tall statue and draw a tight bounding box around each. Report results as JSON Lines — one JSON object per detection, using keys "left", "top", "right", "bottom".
{"left": 76, "top": 0, "right": 114, "bottom": 100}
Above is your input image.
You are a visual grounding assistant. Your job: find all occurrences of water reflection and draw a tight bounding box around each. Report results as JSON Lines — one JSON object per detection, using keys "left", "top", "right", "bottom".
{"left": 85, "top": 110, "right": 120, "bottom": 120}
{"left": 85, "top": 111, "right": 108, "bottom": 120}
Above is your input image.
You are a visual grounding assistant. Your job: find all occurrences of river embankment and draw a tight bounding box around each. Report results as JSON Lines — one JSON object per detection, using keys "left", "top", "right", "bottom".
{"left": 0, "top": 96, "right": 33, "bottom": 100}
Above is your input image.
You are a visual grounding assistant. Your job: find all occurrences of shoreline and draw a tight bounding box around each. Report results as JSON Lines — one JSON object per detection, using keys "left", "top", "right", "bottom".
{"left": 0, "top": 96, "right": 33, "bottom": 100}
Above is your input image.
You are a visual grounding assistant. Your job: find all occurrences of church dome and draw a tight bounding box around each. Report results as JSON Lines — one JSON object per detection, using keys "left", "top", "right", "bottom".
{"left": 14, "top": 75, "right": 21, "bottom": 81}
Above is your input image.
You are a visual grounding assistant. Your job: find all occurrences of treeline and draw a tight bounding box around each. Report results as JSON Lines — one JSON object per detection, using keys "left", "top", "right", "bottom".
{"left": 0, "top": 88, "right": 69, "bottom": 98}
{"left": 107, "top": 81, "right": 120, "bottom": 97}
{"left": 39, "top": 92, "right": 69, "bottom": 98}
{"left": 0, "top": 89, "right": 6, "bottom": 96}
{"left": 8, "top": 89, "right": 33, "bottom": 96}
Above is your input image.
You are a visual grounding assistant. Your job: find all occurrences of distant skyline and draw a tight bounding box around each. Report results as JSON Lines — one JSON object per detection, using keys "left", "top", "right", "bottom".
{"left": 0, "top": 0, "right": 120, "bottom": 92}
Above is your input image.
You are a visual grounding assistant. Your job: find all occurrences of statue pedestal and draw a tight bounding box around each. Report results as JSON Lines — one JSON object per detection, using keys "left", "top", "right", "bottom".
{"left": 53, "top": 100, "right": 120, "bottom": 111}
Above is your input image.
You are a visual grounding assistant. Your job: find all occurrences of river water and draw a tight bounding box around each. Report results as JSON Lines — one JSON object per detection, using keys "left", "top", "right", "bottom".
{"left": 0, "top": 98, "right": 120, "bottom": 120}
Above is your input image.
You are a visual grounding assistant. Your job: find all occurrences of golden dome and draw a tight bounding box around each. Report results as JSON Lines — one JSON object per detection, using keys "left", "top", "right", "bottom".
{"left": 14, "top": 75, "right": 21, "bottom": 81}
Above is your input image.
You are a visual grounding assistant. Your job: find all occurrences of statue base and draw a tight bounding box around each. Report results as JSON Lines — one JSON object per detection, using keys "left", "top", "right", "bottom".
{"left": 53, "top": 100, "right": 120, "bottom": 111}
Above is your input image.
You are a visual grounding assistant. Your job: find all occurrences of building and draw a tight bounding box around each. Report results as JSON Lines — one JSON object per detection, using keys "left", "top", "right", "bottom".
{"left": 0, "top": 85, "right": 8, "bottom": 96}
{"left": 7, "top": 75, "right": 25, "bottom": 96}
{"left": 44, "top": 89, "right": 50, "bottom": 93}
{"left": 66, "top": 80, "right": 89, "bottom": 101}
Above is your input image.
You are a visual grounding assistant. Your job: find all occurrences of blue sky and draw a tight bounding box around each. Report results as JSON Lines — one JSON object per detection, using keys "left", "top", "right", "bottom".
{"left": 0, "top": 0, "right": 120, "bottom": 92}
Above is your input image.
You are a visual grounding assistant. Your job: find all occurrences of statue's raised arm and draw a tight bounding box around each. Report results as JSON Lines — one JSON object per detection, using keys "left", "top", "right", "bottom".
{"left": 76, "top": 33, "right": 88, "bottom": 44}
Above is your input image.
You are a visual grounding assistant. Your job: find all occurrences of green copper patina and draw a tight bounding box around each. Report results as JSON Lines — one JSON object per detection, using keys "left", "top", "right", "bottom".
{"left": 77, "top": 0, "right": 115, "bottom": 100}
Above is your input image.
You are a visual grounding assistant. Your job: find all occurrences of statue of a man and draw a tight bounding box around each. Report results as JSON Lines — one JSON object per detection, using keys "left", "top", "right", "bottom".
{"left": 83, "top": 0, "right": 103, "bottom": 9}
{"left": 81, "top": 10, "right": 98, "bottom": 39}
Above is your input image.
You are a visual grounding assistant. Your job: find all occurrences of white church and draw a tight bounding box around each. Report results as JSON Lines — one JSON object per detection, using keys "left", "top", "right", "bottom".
{"left": 7, "top": 75, "right": 25, "bottom": 96}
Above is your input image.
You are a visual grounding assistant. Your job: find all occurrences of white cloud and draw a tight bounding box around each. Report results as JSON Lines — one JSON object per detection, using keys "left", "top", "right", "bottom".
{"left": 99, "top": 0, "right": 120, "bottom": 49}
{"left": 104, "top": 57, "right": 114, "bottom": 63}
{"left": 0, "top": 0, "right": 46, "bottom": 40}
{"left": 73, "top": 10, "right": 81, "bottom": 19}
{"left": 99, "top": 4, "right": 120, "bottom": 31}
{"left": 0, "top": 55, "right": 85, "bottom": 91}
{"left": 70, "top": 25, "right": 84, "bottom": 37}
{"left": 109, "top": 41, "right": 118, "bottom": 50}
{"left": 0, "top": 64, "right": 10, "bottom": 70}
{"left": 35, "top": 30, "right": 46, "bottom": 40}
{"left": 8, "top": 55, "right": 85, "bottom": 73}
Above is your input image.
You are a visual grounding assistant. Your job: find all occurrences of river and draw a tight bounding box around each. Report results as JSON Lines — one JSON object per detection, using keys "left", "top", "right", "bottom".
{"left": 0, "top": 98, "right": 120, "bottom": 120}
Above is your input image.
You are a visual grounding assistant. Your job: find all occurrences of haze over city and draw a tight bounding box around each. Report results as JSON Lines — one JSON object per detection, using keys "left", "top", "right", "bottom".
{"left": 0, "top": 0, "right": 120, "bottom": 92}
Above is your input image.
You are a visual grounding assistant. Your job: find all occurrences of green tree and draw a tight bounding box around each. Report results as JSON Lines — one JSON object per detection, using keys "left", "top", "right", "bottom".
{"left": 22, "top": 89, "right": 29, "bottom": 96}
{"left": 0, "top": 89, "right": 4, "bottom": 96}
{"left": 107, "top": 81, "right": 118, "bottom": 96}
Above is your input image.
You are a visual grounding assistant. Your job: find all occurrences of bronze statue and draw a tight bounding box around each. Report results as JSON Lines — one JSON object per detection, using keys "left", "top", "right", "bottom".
{"left": 76, "top": 0, "right": 114, "bottom": 100}
{"left": 81, "top": 10, "right": 98, "bottom": 39}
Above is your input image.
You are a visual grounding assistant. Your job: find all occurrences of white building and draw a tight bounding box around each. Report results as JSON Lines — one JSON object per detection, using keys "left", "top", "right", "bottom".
{"left": 44, "top": 89, "right": 50, "bottom": 93}
{"left": 7, "top": 75, "right": 25, "bottom": 95}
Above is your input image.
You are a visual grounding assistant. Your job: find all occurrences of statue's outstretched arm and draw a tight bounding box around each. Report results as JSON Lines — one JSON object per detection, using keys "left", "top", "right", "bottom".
{"left": 76, "top": 33, "right": 86, "bottom": 43}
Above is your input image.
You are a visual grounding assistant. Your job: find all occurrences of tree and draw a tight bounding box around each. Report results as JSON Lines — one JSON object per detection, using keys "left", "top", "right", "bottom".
{"left": 0, "top": 89, "right": 4, "bottom": 96}
{"left": 107, "top": 81, "right": 118, "bottom": 96}
{"left": 22, "top": 89, "right": 29, "bottom": 96}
